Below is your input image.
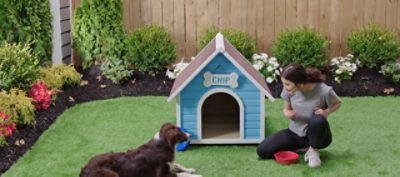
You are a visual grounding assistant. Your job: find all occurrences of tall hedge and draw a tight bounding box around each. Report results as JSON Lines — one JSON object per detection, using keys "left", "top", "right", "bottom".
{"left": 73, "top": 0, "right": 128, "bottom": 69}
{"left": 0, "top": 0, "right": 52, "bottom": 65}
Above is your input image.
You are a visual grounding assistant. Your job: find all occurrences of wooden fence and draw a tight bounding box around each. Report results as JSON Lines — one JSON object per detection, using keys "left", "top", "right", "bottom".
{"left": 72, "top": 0, "right": 400, "bottom": 62}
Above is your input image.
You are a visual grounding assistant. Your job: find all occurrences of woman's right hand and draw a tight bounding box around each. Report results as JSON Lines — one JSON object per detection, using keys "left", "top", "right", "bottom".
{"left": 283, "top": 101, "right": 296, "bottom": 120}
{"left": 284, "top": 109, "right": 296, "bottom": 120}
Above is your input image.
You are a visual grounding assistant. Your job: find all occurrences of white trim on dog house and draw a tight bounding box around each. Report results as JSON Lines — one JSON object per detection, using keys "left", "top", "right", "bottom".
{"left": 196, "top": 88, "right": 245, "bottom": 141}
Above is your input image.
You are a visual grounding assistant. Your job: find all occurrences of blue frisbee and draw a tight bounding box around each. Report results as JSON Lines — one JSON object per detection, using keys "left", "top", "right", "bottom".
{"left": 176, "top": 127, "right": 190, "bottom": 152}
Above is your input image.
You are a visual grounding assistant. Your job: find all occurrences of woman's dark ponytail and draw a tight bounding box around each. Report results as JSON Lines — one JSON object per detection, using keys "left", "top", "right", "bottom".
{"left": 306, "top": 67, "right": 325, "bottom": 83}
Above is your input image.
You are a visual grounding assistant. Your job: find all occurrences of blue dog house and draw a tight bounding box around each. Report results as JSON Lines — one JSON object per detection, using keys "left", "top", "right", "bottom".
{"left": 168, "top": 33, "right": 274, "bottom": 144}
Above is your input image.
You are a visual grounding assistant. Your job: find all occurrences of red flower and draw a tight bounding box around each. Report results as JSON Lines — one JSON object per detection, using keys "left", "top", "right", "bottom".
{"left": 0, "top": 112, "right": 10, "bottom": 121}
{"left": 1, "top": 124, "right": 15, "bottom": 137}
{"left": 0, "top": 112, "right": 16, "bottom": 137}
{"left": 30, "top": 80, "right": 54, "bottom": 110}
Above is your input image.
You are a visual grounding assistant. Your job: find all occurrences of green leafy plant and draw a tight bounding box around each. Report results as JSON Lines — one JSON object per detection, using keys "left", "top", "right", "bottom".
{"left": 127, "top": 24, "right": 177, "bottom": 74}
{"left": 0, "top": 0, "right": 52, "bottom": 65}
{"left": 272, "top": 27, "right": 329, "bottom": 69}
{"left": 39, "top": 64, "right": 82, "bottom": 90}
{"left": 0, "top": 89, "right": 35, "bottom": 126}
{"left": 72, "top": 0, "right": 128, "bottom": 69}
{"left": 198, "top": 27, "right": 256, "bottom": 60}
{"left": 0, "top": 43, "right": 40, "bottom": 90}
{"left": 347, "top": 24, "right": 400, "bottom": 69}
{"left": 100, "top": 58, "right": 132, "bottom": 84}
{"left": 380, "top": 61, "right": 400, "bottom": 84}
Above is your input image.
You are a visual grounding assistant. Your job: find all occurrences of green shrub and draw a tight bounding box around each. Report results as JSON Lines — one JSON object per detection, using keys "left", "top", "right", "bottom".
{"left": 272, "top": 27, "right": 329, "bottom": 69}
{"left": 380, "top": 61, "right": 400, "bottom": 84}
{"left": 100, "top": 57, "right": 132, "bottom": 84}
{"left": 40, "top": 69, "right": 63, "bottom": 90}
{"left": 39, "top": 64, "right": 82, "bottom": 90}
{"left": 347, "top": 24, "right": 400, "bottom": 69}
{"left": 0, "top": 0, "right": 52, "bottom": 65}
{"left": 0, "top": 89, "right": 35, "bottom": 126}
{"left": 127, "top": 24, "right": 177, "bottom": 74}
{"left": 72, "top": 0, "right": 128, "bottom": 69}
{"left": 198, "top": 27, "right": 256, "bottom": 60}
{"left": 0, "top": 43, "right": 40, "bottom": 90}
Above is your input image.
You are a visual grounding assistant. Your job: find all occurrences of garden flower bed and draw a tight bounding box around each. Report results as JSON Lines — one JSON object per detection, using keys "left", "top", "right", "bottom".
{"left": 0, "top": 64, "right": 399, "bottom": 174}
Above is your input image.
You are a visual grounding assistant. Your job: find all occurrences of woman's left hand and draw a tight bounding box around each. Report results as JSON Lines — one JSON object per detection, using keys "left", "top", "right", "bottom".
{"left": 314, "top": 107, "right": 328, "bottom": 117}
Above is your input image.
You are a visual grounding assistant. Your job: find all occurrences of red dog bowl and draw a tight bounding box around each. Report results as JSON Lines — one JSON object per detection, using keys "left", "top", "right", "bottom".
{"left": 274, "top": 151, "right": 299, "bottom": 165}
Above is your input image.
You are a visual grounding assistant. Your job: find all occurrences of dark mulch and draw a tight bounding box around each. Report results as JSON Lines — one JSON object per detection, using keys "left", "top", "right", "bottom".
{"left": 0, "top": 65, "right": 399, "bottom": 174}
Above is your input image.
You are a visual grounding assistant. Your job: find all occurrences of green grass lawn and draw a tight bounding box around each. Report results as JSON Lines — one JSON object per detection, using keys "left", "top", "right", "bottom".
{"left": 3, "top": 96, "right": 400, "bottom": 177}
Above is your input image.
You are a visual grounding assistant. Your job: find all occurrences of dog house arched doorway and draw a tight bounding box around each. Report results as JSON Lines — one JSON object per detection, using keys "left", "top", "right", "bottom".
{"left": 199, "top": 89, "right": 244, "bottom": 140}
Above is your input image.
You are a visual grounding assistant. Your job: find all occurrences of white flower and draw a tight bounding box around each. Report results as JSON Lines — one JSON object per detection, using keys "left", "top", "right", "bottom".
{"left": 251, "top": 53, "right": 282, "bottom": 81}
{"left": 268, "top": 58, "right": 279, "bottom": 67}
{"left": 347, "top": 54, "right": 354, "bottom": 58}
{"left": 339, "top": 57, "right": 345, "bottom": 63}
{"left": 166, "top": 69, "right": 175, "bottom": 79}
{"left": 267, "top": 66, "right": 274, "bottom": 72}
{"left": 334, "top": 77, "right": 341, "bottom": 83}
{"left": 350, "top": 64, "right": 357, "bottom": 72}
{"left": 262, "top": 56, "right": 268, "bottom": 63}
{"left": 355, "top": 59, "right": 361, "bottom": 66}
{"left": 253, "top": 63, "right": 263, "bottom": 70}
{"left": 270, "top": 57, "right": 277, "bottom": 63}
{"left": 331, "top": 54, "right": 360, "bottom": 83}
{"left": 166, "top": 58, "right": 191, "bottom": 79}
{"left": 261, "top": 53, "right": 268, "bottom": 59}
{"left": 258, "top": 60, "right": 264, "bottom": 65}
{"left": 275, "top": 69, "right": 281, "bottom": 75}
{"left": 266, "top": 77, "right": 274, "bottom": 83}
{"left": 252, "top": 54, "right": 261, "bottom": 61}
{"left": 175, "top": 62, "right": 188, "bottom": 71}
{"left": 331, "top": 58, "right": 339, "bottom": 65}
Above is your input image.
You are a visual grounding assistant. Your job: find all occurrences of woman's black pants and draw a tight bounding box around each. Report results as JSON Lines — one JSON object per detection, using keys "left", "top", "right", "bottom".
{"left": 257, "top": 114, "right": 332, "bottom": 159}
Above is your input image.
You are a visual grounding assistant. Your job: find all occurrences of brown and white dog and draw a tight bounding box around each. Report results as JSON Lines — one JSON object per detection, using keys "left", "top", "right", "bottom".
{"left": 80, "top": 123, "right": 200, "bottom": 177}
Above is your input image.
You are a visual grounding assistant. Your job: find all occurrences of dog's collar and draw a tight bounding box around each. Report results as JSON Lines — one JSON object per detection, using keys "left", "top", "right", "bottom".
{"left": 154, "top": 132, "right": 160, "bottom": 141}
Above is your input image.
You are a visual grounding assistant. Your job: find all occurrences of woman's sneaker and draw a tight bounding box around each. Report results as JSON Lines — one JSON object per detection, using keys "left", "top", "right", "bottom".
{"left": 304, "top": 148, "right": 321, "bottom": 168}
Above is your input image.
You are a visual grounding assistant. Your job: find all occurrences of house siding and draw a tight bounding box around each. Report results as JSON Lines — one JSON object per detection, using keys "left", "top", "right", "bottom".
{"left": 180, "top": 54, "right": 261, "bottom": 140}
{"left": 50, "top": 0, "right": 72, "bottom": 64}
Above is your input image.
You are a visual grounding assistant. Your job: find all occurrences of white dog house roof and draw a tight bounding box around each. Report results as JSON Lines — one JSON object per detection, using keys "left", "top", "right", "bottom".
{"left": 168, "top": 33, "right": 274, "bottom": 102}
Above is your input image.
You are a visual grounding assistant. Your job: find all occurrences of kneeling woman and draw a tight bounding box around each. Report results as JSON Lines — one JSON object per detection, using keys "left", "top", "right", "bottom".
{"left": 257, "top": 63, "right": 341, "bottom": 168}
